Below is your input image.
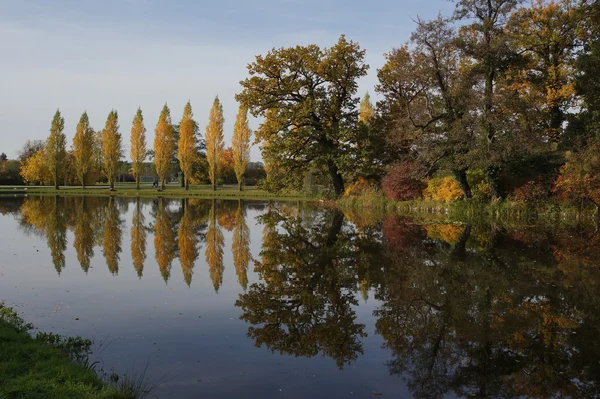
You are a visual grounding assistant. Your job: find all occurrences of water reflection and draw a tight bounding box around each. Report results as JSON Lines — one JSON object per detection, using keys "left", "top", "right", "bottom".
{"left": 6, "top": 196, "right": 600, "bottom": 397}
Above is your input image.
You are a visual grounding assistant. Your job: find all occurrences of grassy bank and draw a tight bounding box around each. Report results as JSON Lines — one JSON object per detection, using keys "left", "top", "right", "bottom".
{"left": 0, "top": 304, "right": 142, "bottom": 399}
{"left": 337, "top": 190, "right": 599, "bottom": 226}
{"left": 0, "top": 183, "right": 307, "bottom": 201}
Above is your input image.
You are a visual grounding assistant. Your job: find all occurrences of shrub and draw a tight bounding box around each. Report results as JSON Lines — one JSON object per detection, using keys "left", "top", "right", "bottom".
{"left": 423, "top": 177, "right": 463, "bottom": 202}
{"left": 382, "top": 162, "right": 424, "bottom": 201}
{"left": 344, "top": 177, "right": 376, "bottom": 197}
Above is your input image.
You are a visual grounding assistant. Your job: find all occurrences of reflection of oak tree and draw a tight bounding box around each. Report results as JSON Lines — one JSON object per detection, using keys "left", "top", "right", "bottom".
{"left": 235, "top": 208, "right": 367, "bottom": 369}
{"left": 206, "top": 199, "right": 225, "bottom": 292}
{"left": 154, "top": 198, "right": 176, "bottom": 283}
{"left": 131, "top": 198, "right": 147, "bottom": 278}
{"left": 46, "top": 196, "right": 68, "bottom": 274}
{"left": 178, "top": 199, "right": 199, "bottom": 286}
{"left": 232, "top": 200, "right": 251, "bottom": 290}
{"left": 376, "top": 218, "right": 600, "bottom": 398}
{"left": 73, "top": 197, "right": 96, "bottom": 272}
{"left": 102, "top": 197, "right": 123, "bottom": 275}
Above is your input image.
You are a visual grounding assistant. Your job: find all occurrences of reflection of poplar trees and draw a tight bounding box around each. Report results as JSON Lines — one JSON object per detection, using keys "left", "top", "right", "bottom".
{"left": 154, "top": 198, "right": 176, "bottom": 283}
{"left": 131, "top": 198, "right": 147, "bottom": 278}
{"left": 232, "top": 200, "right": 251, "bottom": 290}
{"left": 102, "top": 197, "right": 123, "bottom": 275}
{"left": 206, "top": 200, "right": 224, "bottom": 292}
{"left": 46, "top": 196, "right": 68, "bottom": 274}
{"left": 178, "top": 199, "right": 199, "bottom": 286}
{"left": 73, "top": 197, "right": 95, "bottom": 272}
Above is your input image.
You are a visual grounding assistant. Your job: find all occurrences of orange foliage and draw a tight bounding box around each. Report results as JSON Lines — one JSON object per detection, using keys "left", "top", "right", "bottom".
{"left": 423, "top": 177, "right": 463, "bottom": 202}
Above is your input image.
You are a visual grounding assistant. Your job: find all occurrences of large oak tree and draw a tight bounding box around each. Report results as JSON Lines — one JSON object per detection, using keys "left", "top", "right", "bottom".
{"left": 236, "top": 35, "right": 369, "bottom": 197}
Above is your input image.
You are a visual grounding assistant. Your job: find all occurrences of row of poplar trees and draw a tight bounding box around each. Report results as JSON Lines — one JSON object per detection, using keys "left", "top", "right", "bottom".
{"left": 40, "top": 97, "right": 252, "bottom": 191}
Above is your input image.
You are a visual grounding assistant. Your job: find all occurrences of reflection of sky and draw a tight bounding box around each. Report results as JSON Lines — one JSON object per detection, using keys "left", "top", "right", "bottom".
{"left": 0, "top": 198, "right": 413, "bottom": 398}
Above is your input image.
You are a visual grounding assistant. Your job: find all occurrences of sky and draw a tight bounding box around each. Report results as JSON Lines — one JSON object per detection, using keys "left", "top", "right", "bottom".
{"left": 0, "top": 0, "right": 455, "bottom": 161}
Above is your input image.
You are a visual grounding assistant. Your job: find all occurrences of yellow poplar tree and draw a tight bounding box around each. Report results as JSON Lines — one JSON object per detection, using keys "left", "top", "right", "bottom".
{"left": 102, "top": 111, "right": 123, "bottom": 190}
{"left": 178, "top": 101, "right": 198, "bottom": 190}
{"left": 45, "top": 110, "right": 67, "bottom": 190}
{"left": 154, "top": 104, "right": 174, "bottom": 190}
{"left": 232, "top": 105, "right": 252, "bottom": 191}
{"left": 73, "top": 197, "right": 95, "bottom": 273}
{"left": 103, "top": 197, "right": 123, "bottom": 275}
{"left": 73, "top": 111, "right": 95, "bottom": 188}
{"left": 206, "top": 97, "right": 225, "bottom": 191}
{"left": 359, "top": 92, "right": 375, "bottom": 123}
{"left": 130, "top": 108, "right": 147, "bottom": 190}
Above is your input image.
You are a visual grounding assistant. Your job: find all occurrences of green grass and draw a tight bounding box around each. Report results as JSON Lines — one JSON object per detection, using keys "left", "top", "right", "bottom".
{"left": 0, "top": 183, "right": 309, "bottom": 201}
{"left": 0, "top": 304, "right": 142, "bottom": 399}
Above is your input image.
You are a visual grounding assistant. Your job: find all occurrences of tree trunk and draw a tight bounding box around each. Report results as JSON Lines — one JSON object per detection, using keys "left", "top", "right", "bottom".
{"left": 180, "top": 171, "right": 185, "bottom": 188}
{"left": 161, "top": 179, "right": 165, "bottom": 191}
{"left": 327, "top": 160, "right": 344, "bottom": 197}
{"left": 485, "top": 165, "right": 502, "bottom": 201}
{"left": 452, "top": 169, "right": 472, "bottom": 199}
{"left": 238, "top": 182, "right": 243, "bottom": 192}
{"left": 110, "top": 179, "right": 114, "bottom": 190}
{"left": 136, "top": 177, "right": 140, "bottom": 190}
{"left": 213, "top": 183, "right": 216, "bottom": 191}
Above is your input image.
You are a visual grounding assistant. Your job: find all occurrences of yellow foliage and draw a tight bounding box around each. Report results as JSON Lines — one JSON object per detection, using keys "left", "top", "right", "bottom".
{"left": 206, "top": 201, "right": 225, "bottom": 292}
{"left": 232, "top": 203, "right": 251, "bottom": 290}
{"left": 20, "top": 149, "right": 51, "bottom": 185}
{"left": 206, "top": 97, "right": 225, "bottom": 188}
{"left": 154, "top": 104, "right": 174, "bottom": 189}
{"left": 178, "top": 201, "right": 198, "bottom": 286}
{"left": 130, "top": 108, "right": 147, "bottom": 188}
{"left": 232, "top": 105, "right": 252, "bottom": 190}
{"left": 425, "top": 224, "right": 464, "bottom": 244}
{"left": 178, "top": 102, "right": 198, "bottom": 189}
{"left": 423, "top": 177, "right": 463, "bottom": 202}
{"left": 344, "top": 177, "right": 376, "bottom": 197}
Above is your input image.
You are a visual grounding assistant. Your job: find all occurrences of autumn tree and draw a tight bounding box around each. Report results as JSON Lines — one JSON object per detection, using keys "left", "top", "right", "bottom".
{"left": 72, "top": 111, "right": 95, "bottom": 188}
{"left": 232, "top": 105, "right": 252, "bottom": 191}
{"left": 154, "top": 104, "right": 175, "bottom": 190}
{"left": 20, "top": 149, "right": 51, "bottom": 185}
{"left": 102, "top": 110, "right": 123, "bottom": 190}
{"left": 130, "top": 108, "right": 147, "bottom": 190}
{"left": 236, "top": 35, "right": 369, "bottom": 197}
{"left": 358, "top": 92, "right": 375, "bottom": 123}
{"left": 18, "top": 139, "right": 45, "bottom": 163}
{"left": 45, "top": 110, "right": 67, "bottom": 190}
{"left": 47, "top": 197, "right": 68, "bottom": 274}
{"left": 554, "top": 144, "right": 600, "bottom": 214}
{"left": 507, "top": 0, "right": 581, "bottom": 145}
{"left": 453, "top": 0, "right": 521, "bottom": 199}
{"left": 377, "top": 17, "right": 475, "bottom": 198}
{"left": 178, "top": 101, "right": 198, "bottom": 190}
{"left": 205, "top": 97, "right": 225, "bottom": 191}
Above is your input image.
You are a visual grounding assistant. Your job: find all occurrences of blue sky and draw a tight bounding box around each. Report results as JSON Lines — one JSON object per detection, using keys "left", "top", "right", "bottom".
{"left": 0, "top": 0, "right": 454, "bottom": 160}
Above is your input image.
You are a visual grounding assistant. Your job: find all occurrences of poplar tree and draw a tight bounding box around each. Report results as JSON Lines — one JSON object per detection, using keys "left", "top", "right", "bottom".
{"left": 154, "top": 104, "right": 175, "bottom": 190}
{"left": 232, "top": 104, "right": 252, "bottom": 191}
{"left": 102, "top": 110, "right": 123, "bottom": 190}
{"left": 358, "top": 92, "right": 375, "bottom": 123}
{"left": 73, "top": 111, "right": 95, "bottom": 188}
{"left": 46, "top": 110, "right": 67, "bottom": 190}
{"left": 130, "top": 108, "right": 147, "bottom": 189}
{"left": 206, "top": 97, "right": 225, "bottom": 191}
{"left": 178, "top": 101, "right": 198, "bottom": 190}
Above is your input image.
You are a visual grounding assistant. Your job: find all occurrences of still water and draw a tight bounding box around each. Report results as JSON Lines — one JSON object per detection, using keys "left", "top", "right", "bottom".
{"left": 0, "top": 196, "right": 599, "bottom": 398}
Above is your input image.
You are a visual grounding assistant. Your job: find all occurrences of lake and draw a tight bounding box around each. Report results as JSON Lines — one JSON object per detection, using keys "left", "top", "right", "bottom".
{"left": 1, "top": 196, "right": 599, "bottom": 398}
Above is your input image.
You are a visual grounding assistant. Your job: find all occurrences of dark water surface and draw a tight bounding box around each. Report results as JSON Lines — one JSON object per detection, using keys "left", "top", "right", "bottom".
{"left": 1, "top": 196, "right": 599, "bottom": 398}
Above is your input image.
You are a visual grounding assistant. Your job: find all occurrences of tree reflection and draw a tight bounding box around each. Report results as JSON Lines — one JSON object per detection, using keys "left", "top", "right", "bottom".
{"left": 131, "top": 198, "right": 147, "bottom": 278}
{"left": 375, "top": 217, "right": 600, "bottom": 398}
{"left": 235, "top": 206, "right": 377, "bottom": 369}
{"left": 206, "top": 199, "right": 225, "bottom": 292}
{"left": 102, "top": 197, "right": 123, "bottom": 275}
{"left": 232, "top": 200, "right": 251, "bottom": 290}
{"left": 178, "top": 199, "right": 199, "bottom": 286}
{"left": 154, "top": 198, "right": 176, "bottom": 283}
{"left": 73, "top": 197, "right": 98, "bottom": 272}
{"left": 46, "top": 196, "right": 68, "bottom": 274}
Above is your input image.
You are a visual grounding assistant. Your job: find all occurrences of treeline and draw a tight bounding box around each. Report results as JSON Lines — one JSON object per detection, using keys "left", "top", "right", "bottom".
{"left": 3, "top": 98, "right": 259, "bottom": 190}
{"left": 236, "top": 0, "right": 600, "bottom": 208}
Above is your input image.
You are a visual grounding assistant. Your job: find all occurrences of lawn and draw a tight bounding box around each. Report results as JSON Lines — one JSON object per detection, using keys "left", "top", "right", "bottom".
{"left": 0, "top": 183, "right": 308, "bottom": 200}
